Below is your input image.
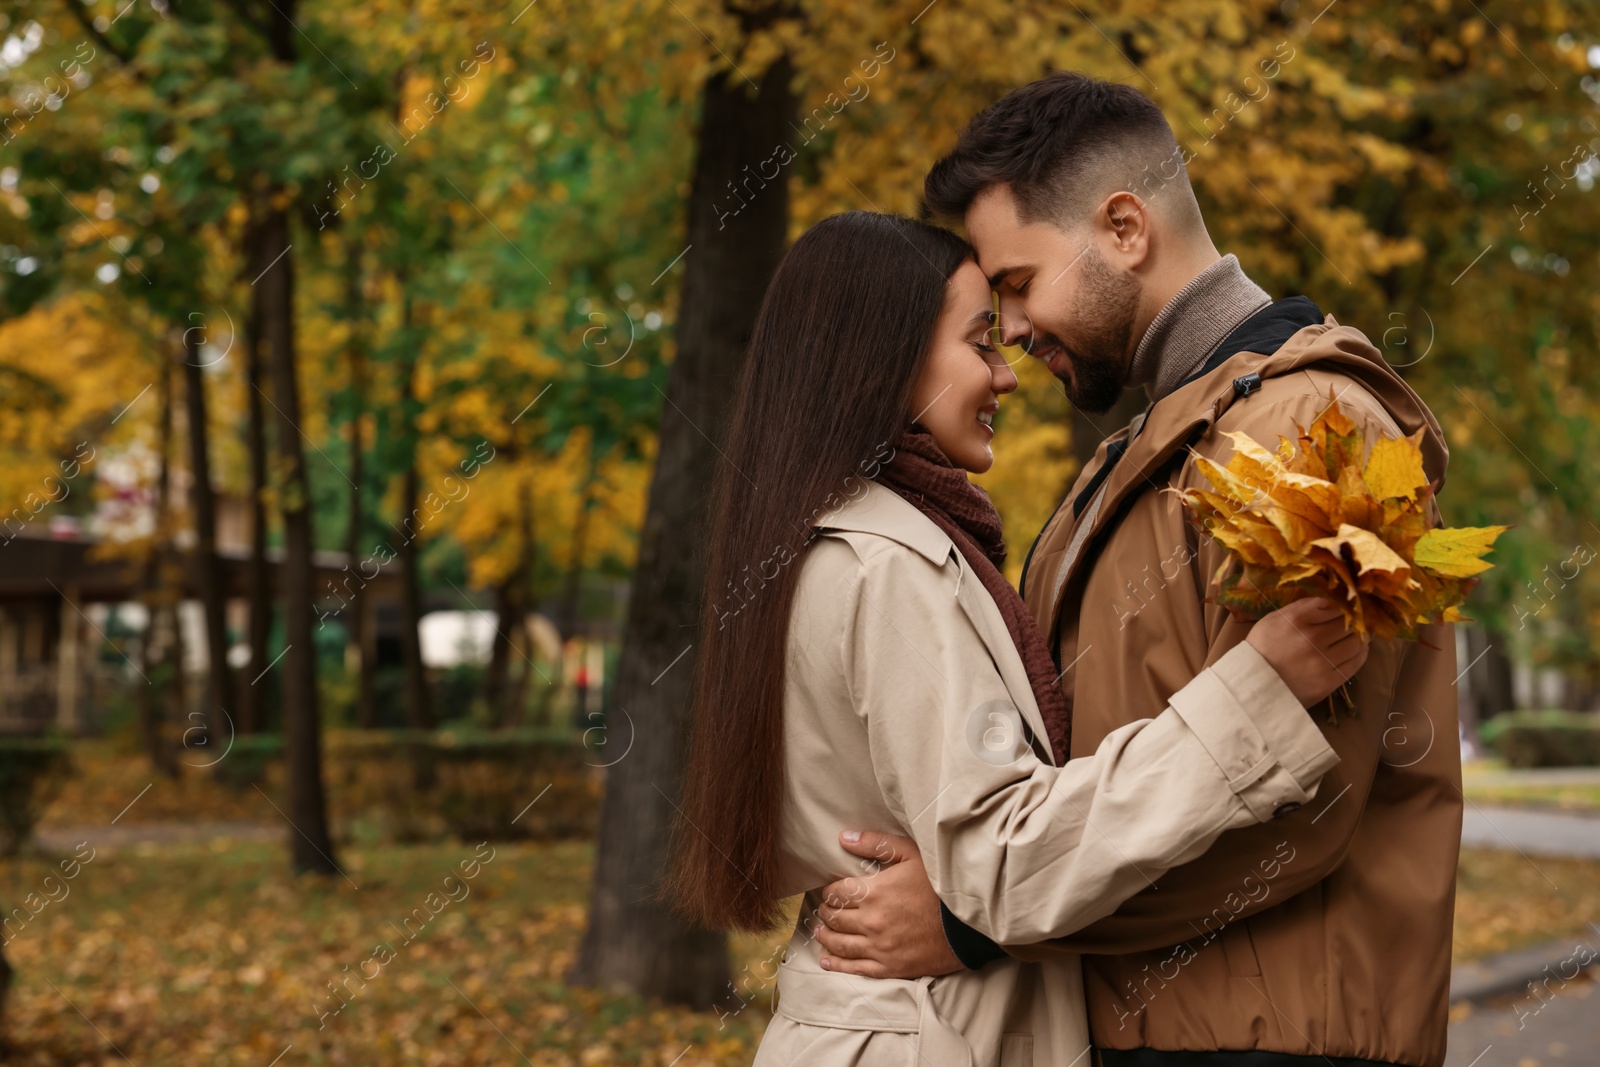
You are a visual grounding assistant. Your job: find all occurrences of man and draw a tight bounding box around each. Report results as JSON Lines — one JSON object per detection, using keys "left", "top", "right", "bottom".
{"left": 812, "top": 72, "right": 1461, "bottom": 1067}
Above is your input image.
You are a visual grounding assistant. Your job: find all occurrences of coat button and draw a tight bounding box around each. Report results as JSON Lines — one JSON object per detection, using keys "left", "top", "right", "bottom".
{"left": 1273, "top": 802, "right": 1303, "bottom": 819}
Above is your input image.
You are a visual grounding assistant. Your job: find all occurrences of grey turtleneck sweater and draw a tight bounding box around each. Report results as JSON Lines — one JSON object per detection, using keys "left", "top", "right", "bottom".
{"left": 1126, "top": 253, "right": 1272, "bottom": 401}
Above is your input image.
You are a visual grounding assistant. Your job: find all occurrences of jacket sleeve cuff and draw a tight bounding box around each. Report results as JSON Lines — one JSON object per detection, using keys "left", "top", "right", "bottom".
{"left": 1168, "top": 641, "right": 1340, "bottom": 822}
{"left": 939, "top": 900, "right": 1010, "bottom": 970}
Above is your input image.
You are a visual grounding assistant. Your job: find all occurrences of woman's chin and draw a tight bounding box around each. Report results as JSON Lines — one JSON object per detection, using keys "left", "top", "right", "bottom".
{"left": 959, "top": 441, "right": 995, "bottom": 475}
{"left": 926, "top": 429, "right": 993, "bottom": 474}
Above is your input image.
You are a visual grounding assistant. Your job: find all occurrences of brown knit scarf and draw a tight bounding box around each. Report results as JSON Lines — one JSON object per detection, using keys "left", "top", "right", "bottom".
{"left": 875, "top": 425, "right": 1072, "bottom": 764}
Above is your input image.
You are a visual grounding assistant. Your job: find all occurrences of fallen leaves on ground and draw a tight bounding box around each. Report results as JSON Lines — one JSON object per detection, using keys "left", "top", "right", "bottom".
{"left": 0, "top": 838, "right": 787, "bottom": 1065}
{"left": 1, "top": 833, "right": 1587, "bottom": 1064}
{"left": 1454, "top": 848, "right": 1600, "bottom": 962}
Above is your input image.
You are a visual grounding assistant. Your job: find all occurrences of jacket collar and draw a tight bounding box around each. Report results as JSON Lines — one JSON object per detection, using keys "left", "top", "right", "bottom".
{"left": 1023, "top": 316, "right": 1451, "bottom": 639}
{"left": 811, "top": 479, "right": 953, "bottom": 567}
{"left": 1127, "top": 253, "right": 1273, "bottom": 401}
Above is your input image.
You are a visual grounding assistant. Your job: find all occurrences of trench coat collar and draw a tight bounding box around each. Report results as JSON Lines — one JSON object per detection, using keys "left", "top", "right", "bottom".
{"left": 810, "top": 479, "right": 953, "bottom": 568}
{"left": 814, "top": 478, "right": 1054, "bottom": 764}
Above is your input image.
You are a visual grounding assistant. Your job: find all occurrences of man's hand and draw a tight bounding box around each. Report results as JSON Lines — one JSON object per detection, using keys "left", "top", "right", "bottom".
{"left": 1246, "top": 596, "right": 1371, "bottom": 708}
{"left": 812, "top": 831, "right": 964, "bottom": 979}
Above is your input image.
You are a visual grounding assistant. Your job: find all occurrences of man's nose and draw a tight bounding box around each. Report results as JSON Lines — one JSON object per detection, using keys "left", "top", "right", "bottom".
{"left": 992, "top": 287, "right": 1030, "bottom": 347}
{"left": 992, "top": 289, "right": 1032, "bottom": 349}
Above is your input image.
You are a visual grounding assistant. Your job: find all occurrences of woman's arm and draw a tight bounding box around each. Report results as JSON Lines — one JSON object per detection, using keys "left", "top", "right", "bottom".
{"left": 843, "top": 540, "right": 1339, "bottom": 948}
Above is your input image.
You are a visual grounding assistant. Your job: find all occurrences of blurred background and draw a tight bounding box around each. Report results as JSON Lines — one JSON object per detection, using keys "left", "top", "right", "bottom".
{"left": 0, "top": 0, "right": 1597, "bottom": 1064}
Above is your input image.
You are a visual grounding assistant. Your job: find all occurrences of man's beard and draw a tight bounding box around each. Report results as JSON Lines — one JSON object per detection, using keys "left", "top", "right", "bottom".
{"left": 1046, "top": 245, "right": 1140, "bottom": 415}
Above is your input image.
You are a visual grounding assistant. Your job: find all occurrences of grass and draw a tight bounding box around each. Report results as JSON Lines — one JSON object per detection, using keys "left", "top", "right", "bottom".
{"left": 1461, "top": 782, "right": 1600, "bottom": 811}
{"left": 1461, "top": 758, "right": 1600, "bottom": 812}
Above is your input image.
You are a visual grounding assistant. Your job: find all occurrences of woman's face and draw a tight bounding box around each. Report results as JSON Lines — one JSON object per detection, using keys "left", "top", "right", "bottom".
{"left": 908, "top": 258, "right": 1020, "bottom": 474}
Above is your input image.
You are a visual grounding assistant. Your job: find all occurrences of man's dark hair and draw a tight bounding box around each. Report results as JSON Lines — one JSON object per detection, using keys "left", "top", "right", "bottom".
{"left": 924, "top": 72, "right": 1202, "bottom": 233}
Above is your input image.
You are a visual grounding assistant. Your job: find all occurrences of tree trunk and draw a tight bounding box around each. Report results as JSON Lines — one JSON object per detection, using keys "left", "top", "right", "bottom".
{"left": 396, "top": 310, "right": 433, "bottom": 731}
{"left": 398, "top": 461, "right": 432, "bottom": 729}
{"left": 239, "top": 241, "right": 273, "bottom": 736}
{"left": 1465, "top": 624, "right": 1515, "bottom": 725}
{"left": 1472, "top": 630, "right": 1510, "bottom": 723}
{"left": 138, "top": 361, "right": 179, "bottom": 778}
{"left": 559, "top": 444, "right": 599, "bottom": 641}
{"left": 506, "top": 474, "right": 538, "bottom": 727}
{"left": 485, "top": 576, "right": 514, "bottom": 725}
{"left": 180, "top": 329, "right": 231, "bottom": 744}
{"left": 569, "top": 57, "right": 794, "bottom": 1008}
{"left": 253, "top": 199, "right": 339, "bottom": 876}
{"left": 342, "top": 241, "right": 377, "bottom": 729}
{"left": 486, "top": 473, "right": 535, "bottom": 727}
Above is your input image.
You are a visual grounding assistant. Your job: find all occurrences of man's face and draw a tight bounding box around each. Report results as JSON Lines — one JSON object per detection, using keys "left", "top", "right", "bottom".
{"left": 966, "top": 184, "right": 1141, "bottom": 414}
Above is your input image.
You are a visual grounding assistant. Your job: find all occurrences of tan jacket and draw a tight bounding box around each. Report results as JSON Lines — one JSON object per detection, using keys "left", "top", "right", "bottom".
{"left": 1016, "top": 318, "right": 1461, "bottom": 1066}
{"left": 754, "top": 480, "right": 1338, "bottom": 1067}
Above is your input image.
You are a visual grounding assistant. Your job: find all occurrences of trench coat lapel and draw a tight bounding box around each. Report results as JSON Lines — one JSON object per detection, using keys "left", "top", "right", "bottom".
{"left": 815, "top": 481, "right": 1053, "bottom": 761}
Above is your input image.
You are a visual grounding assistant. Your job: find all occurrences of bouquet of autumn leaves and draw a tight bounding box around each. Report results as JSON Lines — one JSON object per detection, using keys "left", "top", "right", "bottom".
{"left": 1174, "top": 396, "right": 1506, "bottom": 645}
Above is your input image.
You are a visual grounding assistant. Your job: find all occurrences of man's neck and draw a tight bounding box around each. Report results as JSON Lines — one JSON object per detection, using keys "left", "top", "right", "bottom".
{"left": 1125, "top": 253, "right": 1273, "bottom": 401}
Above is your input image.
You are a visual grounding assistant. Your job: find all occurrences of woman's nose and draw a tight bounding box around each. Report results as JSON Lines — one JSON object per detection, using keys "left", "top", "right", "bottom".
{"left": 992, "top": 361, "right": 1019, "bottom": 395}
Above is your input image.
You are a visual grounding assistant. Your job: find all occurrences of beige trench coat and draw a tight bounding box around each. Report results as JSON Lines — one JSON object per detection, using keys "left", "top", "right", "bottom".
{"left": 752, "top": 480, "right": 1339, "bottom": 1067}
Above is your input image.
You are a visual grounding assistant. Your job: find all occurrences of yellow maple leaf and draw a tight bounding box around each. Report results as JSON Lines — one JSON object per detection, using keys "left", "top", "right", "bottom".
{"left": 1413, "top": 525, "right": 1509, "bottom": 578}
{"left": 1362, "top": 430, "right": 1429, "bottom": 501}
{"left": 1176, "top": 395, "right": 1508, "bottom": 641}
{"left": 1310, "top": 523, "right": 1416, "bottom": 582}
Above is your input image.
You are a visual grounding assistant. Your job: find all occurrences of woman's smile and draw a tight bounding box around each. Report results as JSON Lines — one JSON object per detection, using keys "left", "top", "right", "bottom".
{"left": 907, "top": 258, "right": 1019, "bottom": 473}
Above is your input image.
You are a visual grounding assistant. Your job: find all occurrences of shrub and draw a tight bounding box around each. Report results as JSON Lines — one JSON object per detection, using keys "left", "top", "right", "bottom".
{"left": 0, "top": 739, "right": 71, "bottom": 855}
{"left": 1479, "top": 710, "right": 1600, "bottom": 768}
{"left": 216, "top": 728, "right": 599, "bottom": 842}
{"left": 210, "top": 733, "right": 285, "bottom": 791}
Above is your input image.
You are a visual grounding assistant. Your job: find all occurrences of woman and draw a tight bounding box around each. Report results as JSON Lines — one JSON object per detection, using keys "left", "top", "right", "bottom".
{"left": 669, "top": 212, "right": 1365, "bottom": 1065}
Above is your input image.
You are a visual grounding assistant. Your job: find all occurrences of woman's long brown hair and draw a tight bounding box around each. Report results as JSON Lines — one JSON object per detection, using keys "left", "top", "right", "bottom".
{"left": 669, "top": 211, "right": 972, "bottom": 931}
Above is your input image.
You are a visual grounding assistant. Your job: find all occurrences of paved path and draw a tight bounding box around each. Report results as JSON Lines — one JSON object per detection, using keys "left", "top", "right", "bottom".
{"left": 1447, "top": 967, "right": 1597, "bottom": 1066}
{"left": 35, "top": 821, "right": 284, "bottom": 850}
{"left": 1461, "top": 804, "right": 1600, "bottom": 859}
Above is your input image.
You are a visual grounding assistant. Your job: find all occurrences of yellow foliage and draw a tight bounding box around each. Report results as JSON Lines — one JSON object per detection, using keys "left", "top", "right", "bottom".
{"left": 0, "top": 293, "right": 156, "bottom": 517}
{"left": 1175, "top": 397, "right": 1507, "bottom": 640}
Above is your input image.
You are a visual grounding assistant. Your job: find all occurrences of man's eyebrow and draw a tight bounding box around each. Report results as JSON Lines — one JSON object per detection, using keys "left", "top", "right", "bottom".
{"left": 986, "top": 264, "right": 1022, "bottom": 288}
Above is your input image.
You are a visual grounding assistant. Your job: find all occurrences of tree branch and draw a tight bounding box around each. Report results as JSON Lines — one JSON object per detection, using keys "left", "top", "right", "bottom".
{"left": 62, "top": 0, "right": 132, "bottom": 67}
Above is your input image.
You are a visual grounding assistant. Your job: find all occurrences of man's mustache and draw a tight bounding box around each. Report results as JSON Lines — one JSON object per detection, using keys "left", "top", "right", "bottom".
{"left": 1019, "top": 331, "right": 1068, "bottom": 359}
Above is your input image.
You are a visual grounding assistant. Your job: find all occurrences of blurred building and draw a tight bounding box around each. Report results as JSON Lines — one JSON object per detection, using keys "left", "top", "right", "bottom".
{"left": 0, "top": 494, "right": 404, "bottom": 734}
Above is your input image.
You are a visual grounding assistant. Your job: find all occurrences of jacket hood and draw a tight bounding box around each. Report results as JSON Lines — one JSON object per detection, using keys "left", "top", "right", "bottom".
{"left": 1147, "top": 316, "right": 1450, "bottom": 488}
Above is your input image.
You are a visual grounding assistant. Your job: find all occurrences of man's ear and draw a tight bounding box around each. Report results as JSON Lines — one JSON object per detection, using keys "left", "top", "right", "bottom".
{"left": 1100, "top": 190, "right": 1152, "bottom": 269}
